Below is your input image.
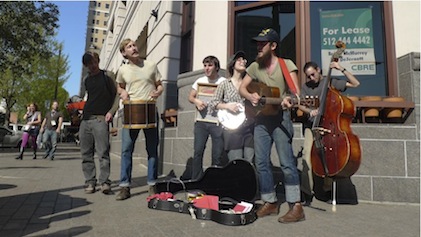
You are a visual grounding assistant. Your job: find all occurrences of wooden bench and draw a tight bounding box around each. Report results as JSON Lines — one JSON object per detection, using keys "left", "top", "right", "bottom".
{"left": 353, "top": 100, "right": 415, "bottom": 123}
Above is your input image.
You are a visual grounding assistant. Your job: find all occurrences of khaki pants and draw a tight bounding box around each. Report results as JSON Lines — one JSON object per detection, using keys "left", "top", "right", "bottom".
{"left": 300, "top": 128, "right": 314, "bottom": 196}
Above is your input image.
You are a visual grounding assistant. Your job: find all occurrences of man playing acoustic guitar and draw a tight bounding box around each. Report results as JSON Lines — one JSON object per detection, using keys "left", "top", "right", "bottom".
{"left": 239, "top": 28, "right": 304, "bottom": 223}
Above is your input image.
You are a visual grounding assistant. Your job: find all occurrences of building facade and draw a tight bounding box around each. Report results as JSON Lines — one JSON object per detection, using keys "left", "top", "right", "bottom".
{"left": 79, "top": 0, "right": 112, "bottom": 96}
{"left": 94, "top": 1, "right": 419, "bottom": 204}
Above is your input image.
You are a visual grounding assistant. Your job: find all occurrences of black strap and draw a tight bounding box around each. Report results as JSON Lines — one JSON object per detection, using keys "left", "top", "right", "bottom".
{"left": 102, "top": 70, "right": 117, "bottom": 97}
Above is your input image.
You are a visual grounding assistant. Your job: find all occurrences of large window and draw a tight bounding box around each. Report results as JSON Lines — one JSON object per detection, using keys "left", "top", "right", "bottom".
{"left": 179, "top": 1, "right": 195, "bottom": 73}
{"left": 235, "top": 2, "right": 296, "bottom": 64}
{"left": 230, "top": 1, "right": 396, "bottom": 97}
{"left": 310, "top": 2, "right": 387, "bottom": 96}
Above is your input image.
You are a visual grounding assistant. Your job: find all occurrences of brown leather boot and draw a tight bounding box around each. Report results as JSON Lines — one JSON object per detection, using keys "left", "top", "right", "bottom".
{"left": 256, "top": 202, "right": 279, "bottom": 217}
{"left": 278, "top": 202, "right": 305, "bottom": 223}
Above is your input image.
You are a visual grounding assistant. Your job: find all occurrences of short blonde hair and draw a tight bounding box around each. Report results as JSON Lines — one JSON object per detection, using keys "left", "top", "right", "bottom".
{"left": 119, "top": 38, "right": 132, "bottom": 53}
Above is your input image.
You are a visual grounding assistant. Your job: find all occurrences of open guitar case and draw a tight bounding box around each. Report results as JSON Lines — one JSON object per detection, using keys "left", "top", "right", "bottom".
{"left": 147, "top": 159, "right": 259, "bottom": 226}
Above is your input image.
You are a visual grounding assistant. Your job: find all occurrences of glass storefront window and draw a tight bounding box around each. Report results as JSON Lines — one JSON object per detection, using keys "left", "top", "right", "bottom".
{"left": 235, "top": 2, "right": 296, "bottom": 64}
{"left": 232, "top": 1, "right": 392, "bottom": 97}
{"left": 310, "top": 2, "right": 386, "bottom": 96}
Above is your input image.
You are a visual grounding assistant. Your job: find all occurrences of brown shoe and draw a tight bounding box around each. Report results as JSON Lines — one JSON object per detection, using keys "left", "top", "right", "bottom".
{"left": 278, "top": 203, "right": 305, "bottom": 223}
{"left": 116, "top": 187, "right": 131, "bottom": 201}
{"left": 256, "top": 202, "right": 279, "bottom": 217}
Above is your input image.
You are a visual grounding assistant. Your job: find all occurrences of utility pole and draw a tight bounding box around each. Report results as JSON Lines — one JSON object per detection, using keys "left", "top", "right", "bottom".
{"left": 54, "top": 45, "right": 62, "bottom": 100}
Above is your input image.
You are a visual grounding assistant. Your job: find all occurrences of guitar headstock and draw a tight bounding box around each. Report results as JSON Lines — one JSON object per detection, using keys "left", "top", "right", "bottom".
{"left": 332, "top": 41, "right": 346, "bottom": 62}
{"left": 302, "top": 96, "right": 320, "bottom": 107}
{"left": 291, "top": 96, "right": 320, "bottom": 108}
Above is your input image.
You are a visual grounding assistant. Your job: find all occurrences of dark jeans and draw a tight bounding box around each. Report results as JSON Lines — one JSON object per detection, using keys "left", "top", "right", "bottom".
{"left": 192, "top": 121, "right": 224, "bottom": 180}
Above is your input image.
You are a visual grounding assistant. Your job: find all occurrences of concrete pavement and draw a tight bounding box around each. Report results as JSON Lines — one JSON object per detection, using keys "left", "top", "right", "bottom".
{"left": 0, "top": 143, "right": 419, "bottom": 237}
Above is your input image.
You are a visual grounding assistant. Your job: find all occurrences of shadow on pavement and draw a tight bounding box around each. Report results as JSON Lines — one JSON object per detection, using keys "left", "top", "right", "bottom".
{"left": 0, "top": 186, "right": 92, "bottom": 237}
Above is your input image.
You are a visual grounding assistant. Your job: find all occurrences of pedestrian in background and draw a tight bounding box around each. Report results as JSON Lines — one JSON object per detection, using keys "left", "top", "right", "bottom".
{"left": 40, "top": 100, "right": 63, "bottom": 160}
{"left": 16, "top": 103, "right": 42, "bottom": 160}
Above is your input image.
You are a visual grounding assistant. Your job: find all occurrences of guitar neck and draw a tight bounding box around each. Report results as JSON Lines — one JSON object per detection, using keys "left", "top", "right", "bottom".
{"left": 260, "top": 97, "right": 282, "bottom": 105}
{"left": 260, "top": 97, "right": 319, "bottom": 108}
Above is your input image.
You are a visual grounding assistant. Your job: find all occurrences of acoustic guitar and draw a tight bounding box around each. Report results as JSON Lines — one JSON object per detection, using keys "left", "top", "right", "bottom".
{"left": 246, "top": 81, "right": 319, "bottom": 117}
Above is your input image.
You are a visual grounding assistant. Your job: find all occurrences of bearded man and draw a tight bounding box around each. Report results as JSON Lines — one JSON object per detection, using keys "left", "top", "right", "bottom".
{"left": 239, "top": 28, "right": 305, "bottom": 223}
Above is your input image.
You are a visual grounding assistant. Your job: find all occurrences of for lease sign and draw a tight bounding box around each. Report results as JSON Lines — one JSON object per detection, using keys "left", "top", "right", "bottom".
{"left": 320, "top": 8, "right": 376, "bottom": 76}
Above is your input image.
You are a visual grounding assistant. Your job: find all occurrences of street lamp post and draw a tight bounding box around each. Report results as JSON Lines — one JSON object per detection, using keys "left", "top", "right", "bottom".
{"left": 54, "top": 45, "right": 62, "bottom": 100}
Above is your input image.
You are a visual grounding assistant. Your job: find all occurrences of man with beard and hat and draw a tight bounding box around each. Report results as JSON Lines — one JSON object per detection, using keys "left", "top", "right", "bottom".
{"left": 239, "top": 28, "right": 304, "bottom": 223}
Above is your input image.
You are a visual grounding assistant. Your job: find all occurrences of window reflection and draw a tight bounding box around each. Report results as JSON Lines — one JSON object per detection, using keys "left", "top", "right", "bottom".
{"left": 235, "top": 2, "right": 296, "bottom": 63}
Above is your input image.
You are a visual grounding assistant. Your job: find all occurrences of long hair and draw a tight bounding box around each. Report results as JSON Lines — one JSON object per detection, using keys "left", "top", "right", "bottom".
{"left": 28, "top": 102, "right": 39, "bottom": 112}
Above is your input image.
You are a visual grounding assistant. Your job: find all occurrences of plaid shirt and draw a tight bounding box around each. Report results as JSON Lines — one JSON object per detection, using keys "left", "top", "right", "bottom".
{"left": 208, "top": 78, "right": 244, "bottom": 112}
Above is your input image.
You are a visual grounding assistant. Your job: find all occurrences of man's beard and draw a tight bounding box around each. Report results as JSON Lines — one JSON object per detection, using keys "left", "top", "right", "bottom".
{"left": 256, "top": 49, "right": 272, "bottom": 68}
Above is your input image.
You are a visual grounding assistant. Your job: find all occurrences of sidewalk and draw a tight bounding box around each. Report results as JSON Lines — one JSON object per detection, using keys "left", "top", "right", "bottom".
{"left": 0, "top": 143, "right": 419, "bottom": 237}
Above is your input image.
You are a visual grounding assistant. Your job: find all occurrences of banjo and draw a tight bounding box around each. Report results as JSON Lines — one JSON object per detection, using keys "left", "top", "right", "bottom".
{"left": 217, "top": 104, "right": 246, "bottom": 130}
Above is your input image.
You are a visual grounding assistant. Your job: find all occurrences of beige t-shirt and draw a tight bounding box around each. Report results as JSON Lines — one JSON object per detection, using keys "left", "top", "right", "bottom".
{"left": 116, "top": 60, "right": 162, "bottom": 100}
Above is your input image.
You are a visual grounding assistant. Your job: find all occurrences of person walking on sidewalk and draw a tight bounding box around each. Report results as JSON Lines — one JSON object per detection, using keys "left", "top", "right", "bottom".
{"left": 115, "top": 38, "right": 164, "bottom": 200}
{"left": 39, "top": 100, "right": 63, "bottom": 160}
{"left": 16, "top": 103, "right": 42, "bottom": 160}
{"left": 79, "top": 51, "right": 119, "bottom": 194}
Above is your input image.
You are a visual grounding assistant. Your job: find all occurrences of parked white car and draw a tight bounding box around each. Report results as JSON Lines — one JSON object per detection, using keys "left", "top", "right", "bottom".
{"left": 8, "top": 123, "right": 24, "bottom": 133}
{"left": 0, "top": 126, "right": 25, "bottom": 148}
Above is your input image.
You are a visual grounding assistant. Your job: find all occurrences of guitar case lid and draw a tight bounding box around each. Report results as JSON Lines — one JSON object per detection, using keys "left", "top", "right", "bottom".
{"left": 155, "top": 159, "right": 258, "bottom": 202}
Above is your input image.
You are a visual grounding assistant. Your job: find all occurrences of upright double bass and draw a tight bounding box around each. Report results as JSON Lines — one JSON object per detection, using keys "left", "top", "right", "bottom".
{"left": 311, "top": 41, "right": 361, "bottom": 178}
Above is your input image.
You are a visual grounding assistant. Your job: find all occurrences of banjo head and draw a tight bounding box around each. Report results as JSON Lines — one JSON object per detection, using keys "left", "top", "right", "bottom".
{"left": 217, "top": 105, "right": 246, "bottom": 130}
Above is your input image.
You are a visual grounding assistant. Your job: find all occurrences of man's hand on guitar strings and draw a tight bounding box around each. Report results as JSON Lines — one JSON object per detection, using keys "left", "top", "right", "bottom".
{"left": 249, "top": 93, "right": 261, "bottom": 106}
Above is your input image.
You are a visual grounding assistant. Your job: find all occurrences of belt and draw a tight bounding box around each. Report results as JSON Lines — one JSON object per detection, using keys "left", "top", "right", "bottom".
{"left": 87, "top": 115, "right": 105, "bottom": 120}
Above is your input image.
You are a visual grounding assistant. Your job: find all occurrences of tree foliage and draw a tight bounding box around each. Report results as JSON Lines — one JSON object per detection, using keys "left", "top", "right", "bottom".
{"left": 0, "top": 2, "right": 59, "bottom": 74}
{"left": 0, "top": 2, "right": 72, "bottom": 124}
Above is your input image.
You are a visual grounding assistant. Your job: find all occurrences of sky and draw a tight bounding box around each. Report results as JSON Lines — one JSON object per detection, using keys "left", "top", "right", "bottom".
{"left": 54, "top": 1, "right": 89, "bottom": 97}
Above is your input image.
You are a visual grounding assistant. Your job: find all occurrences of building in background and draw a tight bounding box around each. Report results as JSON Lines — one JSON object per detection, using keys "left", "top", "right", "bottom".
{"left": 79, "top": 1, "right": 112, "bottom": 96}
{"left": 91, "top": 1, "right": 419, "bottom": 204}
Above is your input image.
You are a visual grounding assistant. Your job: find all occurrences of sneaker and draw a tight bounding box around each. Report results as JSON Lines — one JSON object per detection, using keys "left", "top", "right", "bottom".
{"left": 116, "top": 187, "right": 130, "bottom": 201}
{"left": 85, "top": 184, "right": 96, "bottom": 194}
{"left": 101, "top": 183, "right": 111, "bottom": 194}
{"left": 148, "top": 185, "right": 156, "bottom": 196}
